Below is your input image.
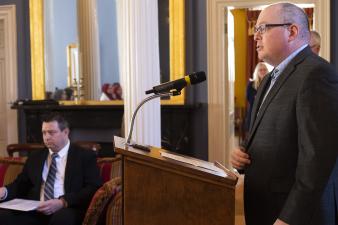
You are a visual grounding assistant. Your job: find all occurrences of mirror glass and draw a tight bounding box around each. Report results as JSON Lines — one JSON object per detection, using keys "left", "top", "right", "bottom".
{"left": 30, "top": 0, "right": 185, "bottom": 104}
{"left": 43, "top": 0, "right": 121, "bottom": 101}
{"left": 44, "top": 0, "right": 77, "bottom": 99}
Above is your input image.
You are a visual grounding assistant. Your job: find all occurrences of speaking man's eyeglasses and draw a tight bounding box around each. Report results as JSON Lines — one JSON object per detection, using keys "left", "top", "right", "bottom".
{"left": 254, "top": 23, "right": 292, "bottom": 35}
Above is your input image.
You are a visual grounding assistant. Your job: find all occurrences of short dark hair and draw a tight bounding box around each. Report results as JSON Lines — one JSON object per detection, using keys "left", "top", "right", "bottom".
{"left": 42, "top": 112, "right": 69, "bottom": 131}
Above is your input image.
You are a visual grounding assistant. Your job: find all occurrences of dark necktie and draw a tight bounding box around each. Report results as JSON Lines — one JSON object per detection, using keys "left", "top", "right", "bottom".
{"left": 44, "top": 153, "right": 58, "bottom": 201}
{"left": 256, "top": 73, "right": 272, "bottom": 111}
{"left": 264, "top": 69, "right": 279, "bottom": 98}
{"left": 258, "top": 69, "right": 279, "bottom": 112}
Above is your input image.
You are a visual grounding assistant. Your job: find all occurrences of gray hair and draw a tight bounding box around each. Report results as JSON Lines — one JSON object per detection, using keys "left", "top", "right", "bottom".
{"left": 310, "top": 30, "right": 321, "bottom": 46}
{"left": 276, "top": 3, "right": 310, "bottom": 41}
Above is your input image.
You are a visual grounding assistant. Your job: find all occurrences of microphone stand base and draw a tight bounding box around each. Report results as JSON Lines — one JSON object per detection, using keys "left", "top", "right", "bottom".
{"left": 126, "top": 142, "right": 151, "bottom": 152}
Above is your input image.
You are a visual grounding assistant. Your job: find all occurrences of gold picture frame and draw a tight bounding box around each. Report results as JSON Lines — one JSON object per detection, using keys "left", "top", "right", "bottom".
{"left": 29, "top": 0, "right": 186, "bottom": 105}
{"left": 66, "top": 43, "right": 80, "bottom": 88}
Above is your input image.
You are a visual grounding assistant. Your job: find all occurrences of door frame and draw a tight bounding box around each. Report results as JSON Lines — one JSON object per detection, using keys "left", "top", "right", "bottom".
{"left": 0, "top": 5, "right": 18, "bottom": 155}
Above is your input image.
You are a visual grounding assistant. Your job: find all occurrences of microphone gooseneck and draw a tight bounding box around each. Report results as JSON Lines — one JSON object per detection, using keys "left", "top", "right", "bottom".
{"left": 126, "top": 71, "right": 206, "bottom": 148}
{"left": 126, "top": 92, "right": 176, "bottom": 145}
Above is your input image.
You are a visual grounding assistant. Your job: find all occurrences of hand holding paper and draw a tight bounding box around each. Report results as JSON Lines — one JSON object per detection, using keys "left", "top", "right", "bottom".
{"left": 0, "top": 199, "right": 40, "bottom": 211}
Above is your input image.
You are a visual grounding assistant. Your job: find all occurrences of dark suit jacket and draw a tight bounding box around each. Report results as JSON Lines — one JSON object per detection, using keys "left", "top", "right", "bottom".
{"left": 5, "top": 144, "right": 102, "bottom": 210}
{"left": 243, "top": 46, "right": 338, "bottom": 225}
{"left": 244, "top": 81, "right": 258, "bottom": 132}
{"left": 317, "top": 159, "right": 338, "bottom": 225}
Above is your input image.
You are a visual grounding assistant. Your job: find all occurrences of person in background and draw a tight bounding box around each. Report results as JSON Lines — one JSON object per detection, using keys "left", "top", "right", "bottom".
{"left": 100, "top": 83, "right": 113, "bottom": 101}
{"left": 309, "top": 30, "right": 321, "bottom": 55}
{"left": 100, "top": 83, "right": 123, "bottom": 101}
{"left": 244, "top": 62, "right": 269, "bottom": 134}
{"left": 231, "top": 3, "right": 338, "bottom": 225}
{"left": 0, "top": 113, "right": 102, "bottom": 225}
{"left": 112, "top": 83, "right": 123, "bottom": 100}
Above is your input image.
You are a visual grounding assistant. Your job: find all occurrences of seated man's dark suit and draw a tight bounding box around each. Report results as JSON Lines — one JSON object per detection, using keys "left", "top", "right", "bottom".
{"left": 0, "top": 144, "right": 102, "bottom": 225}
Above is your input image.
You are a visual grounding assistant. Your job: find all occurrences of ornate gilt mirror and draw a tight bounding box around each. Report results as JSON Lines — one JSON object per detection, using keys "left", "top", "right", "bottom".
{"left": 29, "top": 0, "right": 185, "bottom": 105}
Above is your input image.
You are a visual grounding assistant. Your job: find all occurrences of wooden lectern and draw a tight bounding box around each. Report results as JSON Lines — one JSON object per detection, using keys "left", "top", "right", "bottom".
{"left": 114, "top": 136, "right": 238, "bottom": 225}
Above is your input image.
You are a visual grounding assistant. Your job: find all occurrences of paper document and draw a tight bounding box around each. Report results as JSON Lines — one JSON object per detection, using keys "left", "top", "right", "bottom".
{"left": 0, "top": 198, "right": 40, "bottom": 211}
{"left": 160, "top": 151, "right": 226, "bottom": 175}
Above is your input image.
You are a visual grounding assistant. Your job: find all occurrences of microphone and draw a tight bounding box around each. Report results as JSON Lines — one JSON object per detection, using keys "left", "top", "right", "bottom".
{"left": 145, "top": 71, "right": 206, "bottom": 94}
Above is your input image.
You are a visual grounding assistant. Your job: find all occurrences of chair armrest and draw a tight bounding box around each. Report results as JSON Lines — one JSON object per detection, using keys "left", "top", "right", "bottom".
{"left": 97, "top": 155, "right": 122, "bottom": 182}
{"left": 82, "top": 177, "right": 121, "bottom": 225}
{"left": 6, "top": 143, "right": 45, "bottom": 157}
{"left": 0, "top": 157, "right": 26, "bottom": 186}
{"left": 105, "top": 188, "right": 122, "bottom": 225}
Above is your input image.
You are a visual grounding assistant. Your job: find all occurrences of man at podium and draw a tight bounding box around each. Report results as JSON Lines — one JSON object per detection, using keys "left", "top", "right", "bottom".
{"left": 231, "top": 3, "right": 338, "bottom": 225}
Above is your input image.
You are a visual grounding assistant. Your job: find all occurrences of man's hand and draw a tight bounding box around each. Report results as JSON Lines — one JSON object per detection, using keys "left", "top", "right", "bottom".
{"left": 0, "top": 187, "right": 7, "bottom": 200}
{"left": 36, "top": 199, "right": 64, "bottom": 215}
{"left": 230, "top": 147, "right": 251, "bottom": 170}
{"left": 274, "top": 219, "right": 289, "bottom": 225}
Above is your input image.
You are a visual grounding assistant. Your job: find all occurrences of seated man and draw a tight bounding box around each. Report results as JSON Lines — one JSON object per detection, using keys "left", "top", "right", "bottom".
{"left": 0, "top": 112, "right": 102, "bottom": 225}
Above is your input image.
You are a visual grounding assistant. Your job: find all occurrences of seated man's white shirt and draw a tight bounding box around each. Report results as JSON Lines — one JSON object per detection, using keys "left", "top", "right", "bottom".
{"left": 40, "top": 140, "right": 70, "bottom": 201}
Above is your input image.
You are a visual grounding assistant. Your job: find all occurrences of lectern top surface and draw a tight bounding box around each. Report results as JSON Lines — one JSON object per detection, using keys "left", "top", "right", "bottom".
{"left": 114, "top": 136, "right": 238, "bottom": 186}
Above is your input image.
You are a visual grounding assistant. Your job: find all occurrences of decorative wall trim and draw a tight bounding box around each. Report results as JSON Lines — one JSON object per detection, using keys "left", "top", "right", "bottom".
{"left": 0, "top": 4, "right": 18, "bottom": 155}
{"left": 207, "top": 0, "right": 229, "bottom": 166}
{"left": 29, "top": 0, "right": 45, "bottom": 100}
{"left": 169, "top": 0, "right": 186, "bottom": 104}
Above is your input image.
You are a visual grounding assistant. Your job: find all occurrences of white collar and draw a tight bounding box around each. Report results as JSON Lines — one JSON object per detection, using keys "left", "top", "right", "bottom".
{"left": 48, "top": 139, "right": 70, "bottom": 157}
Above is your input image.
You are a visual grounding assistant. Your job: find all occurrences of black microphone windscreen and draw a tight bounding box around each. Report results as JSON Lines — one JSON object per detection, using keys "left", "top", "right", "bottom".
{"left": 189, "top": 71, "right": 206, "bottom": 84}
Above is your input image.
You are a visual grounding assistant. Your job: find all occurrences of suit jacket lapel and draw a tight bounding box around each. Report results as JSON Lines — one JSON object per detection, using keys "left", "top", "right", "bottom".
{"left": 249, "top": 71, "right": 273, "bottom": 132}
{"left": 64, "top": 145, "right": 75, "bottom": 192}
{"left": 37, "top": 150, "right": 49, "bottom": 185}
{"left": 246, "top": 46, "right": 312, "bottom": 149}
